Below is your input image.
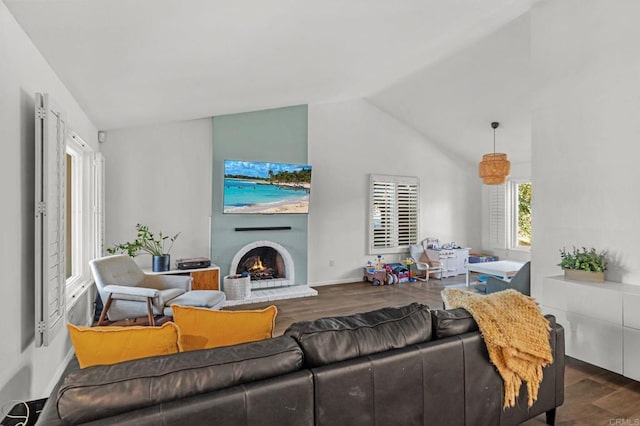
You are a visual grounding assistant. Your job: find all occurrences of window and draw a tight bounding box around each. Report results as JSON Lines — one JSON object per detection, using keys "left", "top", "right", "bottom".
{"left": 485, "top": 179, "right": 532, "bottom": 251}
{"left": 65, "top": 133, "right": 91, "bottom": 299}
{"left": 369, "top": 175, "right": 419, "bottom": 254}
{"left": 65, "top": 133, "right": 105, "bottom": 306}
{"left": 510, "top": 180, "right": 532, "bottom": 249}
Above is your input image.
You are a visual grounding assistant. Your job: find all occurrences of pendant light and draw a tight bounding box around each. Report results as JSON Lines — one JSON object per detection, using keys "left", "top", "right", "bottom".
{"left": 479, "top": 121, "right": 510, "bottom": 185}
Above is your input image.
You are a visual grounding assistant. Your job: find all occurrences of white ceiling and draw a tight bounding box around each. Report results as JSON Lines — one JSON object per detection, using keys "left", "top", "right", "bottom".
{"left": 6, "top": 0, "right": 533, "bottom": 133}
{"left": 369, "top": 13, "right": 531, "bottom": 165}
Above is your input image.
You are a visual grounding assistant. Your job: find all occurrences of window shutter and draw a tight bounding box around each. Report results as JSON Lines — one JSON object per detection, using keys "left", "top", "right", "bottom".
{"left": 487, "top": 184, "right": 506, "bottom": 249}
{"left": 369, "top": 175, "right": 419, "bottom": 254}
{"left": 35, "top": 93, "right": 66, "bottom": 347}
{"left": 91, "top": 152, "right": 105, "bottom": 258}
{"left": 371, "top": 180, "right": 395, "bottom": 250}
{"left": 397, "top": 183, "right": 418, "bottom": 246}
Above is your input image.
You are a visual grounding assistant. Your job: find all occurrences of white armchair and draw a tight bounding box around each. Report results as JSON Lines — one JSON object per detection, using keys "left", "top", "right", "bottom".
{"left": 408, "top": 244, "right": 443, "bottom": 282}
{"left": 90, "top": 254, "right": 192, "bottom": 326}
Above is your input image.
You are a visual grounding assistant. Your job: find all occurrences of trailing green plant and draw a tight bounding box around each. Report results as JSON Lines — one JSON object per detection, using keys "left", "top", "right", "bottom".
{"left": 107, "top": 224, "right": 180, "bottom": 257}
{"left": 558, "top": 246, "right": 607, "bottom": 272}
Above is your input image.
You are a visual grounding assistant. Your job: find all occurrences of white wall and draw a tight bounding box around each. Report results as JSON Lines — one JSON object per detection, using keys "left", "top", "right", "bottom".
{"left": 308, "top": 99, "right": 482, "bottom": 285}
{"left": 101, "top": 99, "right": 482, "bottom": 288}
{"left": 100, "top": 119, "right": 213, "bottom": 269}
{"left": 0, "top": 1, "right": 98, "bottom": 403}
{"left": 530, "top": 0, "right": 640, "bottom": 301}
{"left": 368, "top": 13, "right": 531, "bottom": 167}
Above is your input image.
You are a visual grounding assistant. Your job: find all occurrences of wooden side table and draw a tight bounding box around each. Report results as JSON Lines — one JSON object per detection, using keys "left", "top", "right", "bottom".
{"left": 143, "top": 265, "right": 220, "bottom": 291}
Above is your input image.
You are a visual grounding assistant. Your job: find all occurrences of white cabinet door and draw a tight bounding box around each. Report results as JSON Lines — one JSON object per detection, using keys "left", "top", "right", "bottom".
{"left": 623, "top": 327, "right": 640, "bottom": 381}
{"left": 454, "top": 249, "right": 469, "bottom": 275}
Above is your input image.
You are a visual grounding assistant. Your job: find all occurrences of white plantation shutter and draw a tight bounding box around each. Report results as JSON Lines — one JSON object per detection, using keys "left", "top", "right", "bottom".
{"left": 91, "top": 152, "right": 105, "bottom": 258}
{"left": 397, "top": 183, "right": 418, "bottom": 246}
{"left": 371, "top": 180, "right": 395, "bottom": 249}
{"left": 369, "top": 175, "right": 419, "bottom": 254}
{"left": 487, "top": 184, "right": 507, "bottom": 249}
{"left": 35, "top": 93, "right": 67, "bottom": 347}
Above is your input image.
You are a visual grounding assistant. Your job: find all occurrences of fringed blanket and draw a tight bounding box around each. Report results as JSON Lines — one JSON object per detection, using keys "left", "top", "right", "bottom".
{"left": 441, "top": 288, "right": 552, "bottom": 408}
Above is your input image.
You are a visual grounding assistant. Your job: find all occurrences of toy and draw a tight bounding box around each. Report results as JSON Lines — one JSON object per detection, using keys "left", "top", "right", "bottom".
{"left": 384, "top": 264, "right": 397, "bottom": 285}
{"left": 363, "top": 266, "right": 386, "bottom": 286}
{"left": 404, "top": 258, "right": 416, "bottom": 282}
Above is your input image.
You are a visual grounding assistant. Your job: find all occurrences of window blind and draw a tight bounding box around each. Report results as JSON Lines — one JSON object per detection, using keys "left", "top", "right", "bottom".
{"left": 487, "top": 184, "right": 506, "bottom": 250}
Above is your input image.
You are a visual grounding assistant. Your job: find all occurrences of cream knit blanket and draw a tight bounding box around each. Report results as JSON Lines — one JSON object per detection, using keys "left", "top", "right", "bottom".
{"left": 441, "top": 288, "right": 553, "bottom": 408}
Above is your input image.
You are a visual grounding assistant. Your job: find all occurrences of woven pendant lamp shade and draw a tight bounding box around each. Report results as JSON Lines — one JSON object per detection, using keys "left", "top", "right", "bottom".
{"left": 479, "top": 153, "right": 511, "bottom": 184}
{"left": 479, "top": 122, "right": 510, "bottom": 185}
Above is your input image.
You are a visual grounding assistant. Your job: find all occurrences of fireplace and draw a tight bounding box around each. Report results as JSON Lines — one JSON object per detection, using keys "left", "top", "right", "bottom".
{"left": 236, "top": 247, "right": 285, "bottom": 280}
{"left": 229, "top": 241, "right": 294, "bottom": 289}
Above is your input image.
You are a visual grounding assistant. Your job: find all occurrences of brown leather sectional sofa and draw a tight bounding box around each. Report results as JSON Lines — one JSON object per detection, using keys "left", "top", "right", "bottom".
{"left": 36, "top": 303, "right": 564, "bottom": 425}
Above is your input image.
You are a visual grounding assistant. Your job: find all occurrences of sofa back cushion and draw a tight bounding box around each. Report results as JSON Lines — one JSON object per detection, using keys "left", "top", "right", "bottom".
{"left": 284, "top": 303, "right": 432, "bottom": 367}
{"left": 67, "top": 322, "right": 182, "bottom": 368}
{"left": 430, "top": 308, "right": 479, "bottom": 339}
{"left": 56, "top": 336, "right": 303, "bottom": 424}
{"left": 172, "top": 304, "right": 277, "bottom": 351}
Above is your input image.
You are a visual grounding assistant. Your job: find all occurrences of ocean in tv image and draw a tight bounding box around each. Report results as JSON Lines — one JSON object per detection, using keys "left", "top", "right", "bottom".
{"left": 223, "top": 160, "right": 312, "bottom": 214}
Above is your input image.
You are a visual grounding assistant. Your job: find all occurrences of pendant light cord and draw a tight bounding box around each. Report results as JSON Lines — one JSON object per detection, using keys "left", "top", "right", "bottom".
{"left": 493, "top": 127, "right": 496, "bottom": 155}
{"left": 491, "top": 122, "right": 500, "bottom": 155}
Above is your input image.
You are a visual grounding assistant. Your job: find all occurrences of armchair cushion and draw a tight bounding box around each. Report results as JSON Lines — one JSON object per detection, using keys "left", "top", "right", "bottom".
{"left": 142, "top": 273, "right": 192, "bottom": 291}
{"left": 102, "top": 284, "right": 160, "bottom": 299}
{"left": 154, "top": 288, "right": 187, "bottom": 310}
{"left": 91, "top": 255, "right": 146, "bottom": 287}
{"left": 67, "top": 322, "right": 182, "bottom": 368}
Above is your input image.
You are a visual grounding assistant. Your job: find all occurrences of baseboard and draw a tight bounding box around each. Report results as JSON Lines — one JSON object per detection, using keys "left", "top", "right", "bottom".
{"left": 309, "top": 277, "right": 362, "bottom": 287}
{"left": 43, "top": 347, "right": 74, "bottom": 398}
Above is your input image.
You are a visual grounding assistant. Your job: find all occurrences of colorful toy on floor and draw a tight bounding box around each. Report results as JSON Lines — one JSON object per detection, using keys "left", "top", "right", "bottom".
{"left": 404, "top": 258, "right": 416, "bottom": 282}
{"left": 363, "top": 263, "right": 386, "bottom": 286}
{"left": 364, "top": 257, "right": 418, "bottom": 285}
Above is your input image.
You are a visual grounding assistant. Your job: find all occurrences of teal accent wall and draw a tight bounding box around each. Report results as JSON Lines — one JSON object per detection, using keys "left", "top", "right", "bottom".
{"left": 211, "top": 105, "right": 308, "bottom": 284}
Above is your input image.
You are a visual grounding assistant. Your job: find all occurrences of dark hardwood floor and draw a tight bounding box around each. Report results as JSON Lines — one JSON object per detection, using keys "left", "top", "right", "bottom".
{"left": 228, "top": 278, "right": 640, "bottom": 426}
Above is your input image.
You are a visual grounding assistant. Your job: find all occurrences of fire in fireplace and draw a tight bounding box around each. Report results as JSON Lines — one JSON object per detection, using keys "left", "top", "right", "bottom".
{"left": 236, "top": 247, "right": 285, "bottom": 281}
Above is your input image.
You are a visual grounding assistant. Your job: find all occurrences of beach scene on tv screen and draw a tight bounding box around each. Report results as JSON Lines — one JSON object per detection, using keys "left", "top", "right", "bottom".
{"left": 223, "top": 160, "right": 311, "bottom": 214}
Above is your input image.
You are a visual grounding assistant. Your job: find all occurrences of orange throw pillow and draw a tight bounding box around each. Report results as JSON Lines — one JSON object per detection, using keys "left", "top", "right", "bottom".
{"left": 67, "top": 322, "right": 181, "bottom": 368}
{"left": 172, "top": 305, "right": 277, "bottom": 351}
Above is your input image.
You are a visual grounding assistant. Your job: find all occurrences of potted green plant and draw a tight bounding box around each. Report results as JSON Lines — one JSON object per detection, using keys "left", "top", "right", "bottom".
{"left": 558, "top": 246, "right": 607, "bottom": 283}
{"left": 107, "top": 224, "right": 180, "bottom": 272}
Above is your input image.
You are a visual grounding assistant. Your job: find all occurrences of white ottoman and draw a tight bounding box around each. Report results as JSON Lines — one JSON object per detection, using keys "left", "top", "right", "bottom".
{"left": 164, "top": 290, "right": 226, "bottom": 316}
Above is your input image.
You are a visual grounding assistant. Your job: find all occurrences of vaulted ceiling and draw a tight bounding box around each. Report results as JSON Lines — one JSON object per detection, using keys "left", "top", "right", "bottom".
{"left": 5, "top": 0, "right": 534, "bottom": 163}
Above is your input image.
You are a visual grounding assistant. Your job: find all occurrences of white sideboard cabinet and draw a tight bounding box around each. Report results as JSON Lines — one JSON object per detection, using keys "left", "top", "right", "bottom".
{"left": 541, "top": 276, "right": 640, "bottom": 380}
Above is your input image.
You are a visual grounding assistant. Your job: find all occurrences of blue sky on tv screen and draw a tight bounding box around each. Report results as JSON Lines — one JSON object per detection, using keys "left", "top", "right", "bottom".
{"left": 224, "top": 160, "right": 311, "bottom": 179}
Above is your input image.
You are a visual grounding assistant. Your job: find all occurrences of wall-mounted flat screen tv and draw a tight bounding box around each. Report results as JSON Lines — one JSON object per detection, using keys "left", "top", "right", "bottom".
{"left": 223, "top": 160, "right": 312, "bottom": 214}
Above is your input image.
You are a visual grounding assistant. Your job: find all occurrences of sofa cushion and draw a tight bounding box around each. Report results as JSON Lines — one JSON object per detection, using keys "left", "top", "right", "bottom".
{"left": 430, "top": 308, "right": 479, "bottom": 339}
{"left": 67, "top": 322, "right": 181, "bottom": 368}
{"left": 56, "top": 335, "right": 303, "bottom": 424}
{"left": 172, "top": 304, "right": 277, "bottom": 351}
{"left": 284, "top": 303, "right": 432, "bottom": 367}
